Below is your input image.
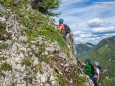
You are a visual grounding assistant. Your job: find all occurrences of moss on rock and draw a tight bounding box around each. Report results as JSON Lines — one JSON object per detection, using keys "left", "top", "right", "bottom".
{"left": 0, "top": 43, "right": 8, "bottom": 49}
{"left": 21, "top": 58, "right": 32, "bottom": 66}
{"left": 0, "top": 62, "right": 12, "bottom": 71}
{"left": 0, "top": 22, "right": 6, "bottom": 35}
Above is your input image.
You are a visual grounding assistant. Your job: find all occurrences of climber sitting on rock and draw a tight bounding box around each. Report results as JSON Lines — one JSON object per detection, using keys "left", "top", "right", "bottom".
{"left": 78, "top": 58, "right": 93, "bottom": 79}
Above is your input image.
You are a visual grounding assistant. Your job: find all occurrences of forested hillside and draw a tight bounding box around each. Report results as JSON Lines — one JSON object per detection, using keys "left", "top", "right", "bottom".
{"left": 76, "top": 43, "right": 95, "bottom": 60}
{"left": 76, "top": 43, "right": 95, "bottom": 53}
{"left": 76, "top": 36, "right": 115, "bottom": 86}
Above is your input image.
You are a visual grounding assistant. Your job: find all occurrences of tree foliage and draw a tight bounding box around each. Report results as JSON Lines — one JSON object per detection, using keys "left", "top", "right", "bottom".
{"left": 0, "top": 0, "right": 61, "bottom": 16}
{"left": 32, "top": 0, "right": 61, "bottom": 16}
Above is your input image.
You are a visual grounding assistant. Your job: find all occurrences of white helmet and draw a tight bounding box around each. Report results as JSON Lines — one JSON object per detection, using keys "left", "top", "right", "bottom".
{"left": 94, "top": 61, "right": 99, "bottom": 67}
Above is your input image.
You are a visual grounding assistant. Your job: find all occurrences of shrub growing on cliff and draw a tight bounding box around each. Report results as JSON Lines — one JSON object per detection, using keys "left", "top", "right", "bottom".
{"left": 0, "top": 0, "right": 4, "bottom": 4}
{"left": 0, "top": 22, "right": 6, "bottom": 35}
{"left": 32, "top": 0, "right": 61, "bottom": 16}
{"left": 21, "top": 58, "right": 32, "bottom": 66}
{"left": 0, "top": 44, "right": 8, "bottom": 49}
{"left": 54, "top": 72, "right": 66, "bottom": 86}
{"left": 1, "top": 62, "right": 12, "bottom": 71}
{"left": 77, "top": 75, "right": 86, "bottom": 86}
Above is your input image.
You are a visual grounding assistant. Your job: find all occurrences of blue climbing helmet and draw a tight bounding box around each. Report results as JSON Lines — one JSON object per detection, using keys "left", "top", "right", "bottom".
{"left": 85, "top": 58, "right": 91, "bottom": 62}
{"left": 59, "top": 18, "right": 64, "bottom": 23}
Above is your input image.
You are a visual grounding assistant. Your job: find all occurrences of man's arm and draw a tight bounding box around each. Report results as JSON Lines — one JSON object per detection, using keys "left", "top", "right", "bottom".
{"left": 58, "top": 25, "right": 62, "bottom": 32}
{"left": 78, "top": 59, "right": 86, "bottom": 66}
{"left": 96, "top": 68, "right": 100, "bottom": 82}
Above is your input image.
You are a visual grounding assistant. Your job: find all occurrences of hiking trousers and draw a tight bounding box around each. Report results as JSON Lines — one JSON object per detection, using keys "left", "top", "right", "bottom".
{"left": 61, "top": 31, "right": 66, "bottom": 41}
{"left": 93, "top": 78, "right": 98, "bottom": 86}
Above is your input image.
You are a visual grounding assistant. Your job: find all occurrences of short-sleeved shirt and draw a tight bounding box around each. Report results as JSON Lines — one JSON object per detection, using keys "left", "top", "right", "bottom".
{"left": 59, "top": 23, "right": 65, "bottom": 32}
{"left": 94, "top": 67, "right": 100, "bottom": 78}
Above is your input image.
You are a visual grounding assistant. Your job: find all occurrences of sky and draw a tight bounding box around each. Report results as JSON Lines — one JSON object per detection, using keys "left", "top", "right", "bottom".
{"left": 54, "top": 0, "right": 115, "bottom": 44}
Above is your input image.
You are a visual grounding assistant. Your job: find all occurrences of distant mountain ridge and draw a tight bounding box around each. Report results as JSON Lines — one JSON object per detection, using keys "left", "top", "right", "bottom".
{"left": 76, "top": 43, "right": 95, "bottom": 54}
{"left": 95, "top": 36, "right": 115, "bottom": 50}
{"left": 93, "top": 36, "right": 115, "bottom": 60}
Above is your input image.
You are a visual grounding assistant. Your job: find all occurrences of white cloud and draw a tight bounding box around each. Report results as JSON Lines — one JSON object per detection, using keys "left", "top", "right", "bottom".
{"left": 59, "top": 0, "right": 88, "bottom": 12}
{"left": 73, "top": 31, "right": 93, "bottom": 37}
{"left": 63, "top": 2, "right": 115, "bottom": 16}
{"left": 88, "top": 18, "right": 103, "bottom": 27}
{"left": 74, "top": 31, "right": 94, "bottom": 43}
{"left": 80, "top": 33, "right": 92, "bottom": 38}
{"left": 62, "top": 0, "right": 83, "bottom": 3}
{"left": 93, "top": 1, "right": 115, "bottom": 6}
{"left": 75, "top": 38, "right": 85, "bottom": 43}
{"left": 73, "top": 26, "right": 115, "bottom": 44}
{"left": 74, "top": 37, "right": 101, "bottom": 44}
{"left": 92, "top": 27, "right": 115, "bottom": 33}
{"left": 73, "top": 31, "right": 82, "bottom": 35}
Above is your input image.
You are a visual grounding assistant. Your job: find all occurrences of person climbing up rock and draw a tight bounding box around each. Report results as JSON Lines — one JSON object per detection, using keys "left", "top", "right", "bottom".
{"left": 78, "top": 58, "right": 93, "bottom": 79}
{"left": 58, "top": 18, "right": 71, "bottom": 41}
{"left": 92, "top": 61, "right": 101, "bottom": 86}
{"left": 58, "top": 18, "right": 66, "bottom": 40}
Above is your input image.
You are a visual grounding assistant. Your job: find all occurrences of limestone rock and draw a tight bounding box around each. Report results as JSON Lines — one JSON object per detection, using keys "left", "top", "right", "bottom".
{"left": 0, "top": 2, "right": 94, "bottom": 86}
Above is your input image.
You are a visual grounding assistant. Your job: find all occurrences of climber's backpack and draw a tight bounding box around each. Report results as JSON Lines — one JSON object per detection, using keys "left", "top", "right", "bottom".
{"left": 98, "top": 66, "right": 102, "bottom": 80}
{"left": 90, "top": 64, "right": 95, "bottom": 76}
{"left": 64, "top": 24, "right": 71, "bottom": 33}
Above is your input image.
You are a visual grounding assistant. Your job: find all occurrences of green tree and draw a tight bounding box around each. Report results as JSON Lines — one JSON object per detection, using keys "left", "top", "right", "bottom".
{"left": 32, "top": 0, "right": 61, "bottom": 16}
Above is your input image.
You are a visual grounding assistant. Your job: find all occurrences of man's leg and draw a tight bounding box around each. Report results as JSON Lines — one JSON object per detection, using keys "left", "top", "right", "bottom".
{"left": 93, "top": 78, "right": 98, "bottom": 86}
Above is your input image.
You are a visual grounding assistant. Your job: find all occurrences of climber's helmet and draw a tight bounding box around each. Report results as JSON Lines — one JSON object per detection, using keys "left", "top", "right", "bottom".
{"left": 93, "top": 61, "right": 99, "bottom": 67}
{"left": 85, "top": 58, "right": 91, "bottom": 63}
{"left": 59, "top": 18, "right": 64, "bottom": 23}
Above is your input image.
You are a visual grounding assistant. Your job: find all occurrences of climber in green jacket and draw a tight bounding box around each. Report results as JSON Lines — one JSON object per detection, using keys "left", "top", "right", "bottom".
{"left": 78, "top": 58, "right": 93, "bottom": 78}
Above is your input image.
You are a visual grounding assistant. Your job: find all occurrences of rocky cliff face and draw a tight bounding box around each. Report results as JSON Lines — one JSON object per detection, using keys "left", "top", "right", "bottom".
{"left": 0, "top": 1, "right": 94, "bottom": 86}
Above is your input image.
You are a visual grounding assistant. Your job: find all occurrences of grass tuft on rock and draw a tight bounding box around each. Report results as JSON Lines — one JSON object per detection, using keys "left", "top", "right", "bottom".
{"left": 21, "top": 58, "right": 32, "bottom": 66}
{"left": 0, "top": 62, "right": 12, "bottom": 71}
{"left": 0, "top": 44, "right": 8, "bottom": 49}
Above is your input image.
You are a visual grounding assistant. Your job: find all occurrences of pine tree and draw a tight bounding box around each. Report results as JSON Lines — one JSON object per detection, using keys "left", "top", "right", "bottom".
{"left": 32, "top": 0, "right": 61, "bottom": 16}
